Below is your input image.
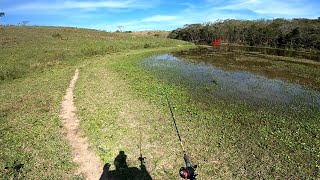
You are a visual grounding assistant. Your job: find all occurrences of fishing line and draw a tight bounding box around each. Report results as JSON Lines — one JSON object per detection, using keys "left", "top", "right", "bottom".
{"left": 164, "top": 90, "right": 198, "bottom": 179}
{"left": 165, "top": 91, "right": 185, "bottom": 153}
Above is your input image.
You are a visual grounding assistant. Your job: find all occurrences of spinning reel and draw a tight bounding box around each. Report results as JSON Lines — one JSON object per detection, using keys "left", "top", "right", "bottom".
{"left": 179, "top": 154, "right": 197, "bottom": 180}
{"left": 165, "top": 92, "right": 198, "bottom": 180}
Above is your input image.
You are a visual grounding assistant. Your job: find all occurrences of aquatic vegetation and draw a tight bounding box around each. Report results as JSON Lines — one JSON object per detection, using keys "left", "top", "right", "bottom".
{"left": 130, "top": 47, "right": 320, "bottom": 178}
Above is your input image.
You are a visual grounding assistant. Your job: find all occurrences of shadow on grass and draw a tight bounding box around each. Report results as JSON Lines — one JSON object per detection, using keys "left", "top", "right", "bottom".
{"left": 100, "top": 151, "right": 152, "bottom": 180}
{"left": 3, "top": 161, "right": 24, "bottom": 178}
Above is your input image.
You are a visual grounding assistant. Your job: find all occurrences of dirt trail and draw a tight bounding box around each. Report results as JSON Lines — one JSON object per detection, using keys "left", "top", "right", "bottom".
{"left": 60, "top": 69, "right": 102, "bottom": 179}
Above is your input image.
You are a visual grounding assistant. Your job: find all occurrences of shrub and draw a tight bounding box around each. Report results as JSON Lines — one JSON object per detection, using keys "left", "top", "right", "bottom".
{"left": 52, "top": 33, "right": 62, "bottom": 39}
{"left": 144, "top": 43, "right": 151, "bottom": 48}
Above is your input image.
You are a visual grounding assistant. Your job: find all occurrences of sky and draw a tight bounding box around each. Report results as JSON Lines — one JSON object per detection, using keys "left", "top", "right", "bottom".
{"left": 0, "top": 0, "right": 319, "bottom": 31}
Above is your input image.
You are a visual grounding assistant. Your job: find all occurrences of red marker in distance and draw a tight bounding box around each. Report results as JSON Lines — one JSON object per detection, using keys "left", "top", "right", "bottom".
{"left": 213, "top": 38, "right": 223, "bottom": 46}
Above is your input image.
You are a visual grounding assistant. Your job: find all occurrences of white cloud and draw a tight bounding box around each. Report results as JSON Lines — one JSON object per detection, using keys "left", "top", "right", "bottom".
{"left": 64, "top": 1, "right": 133, "bottom": 8}
{"left": 87, "top": 14, "right": 189, "bottom": 31}
{"left": 215, "top": 0, "right": 318, "bottom": 16}
{"left": 7, "top": 0, "right": 150, "bottom": 12}
{"left": 101, "top": 8, "right": 245, "bottom": 31}
{"left": 141, "top": 15, "right": 178, "bottom": 22}
{"left": 6, "top": 0, "right": 318, "bottom": 31}
{"left": 90, "top": 0, "right": 320, "bottom": 31}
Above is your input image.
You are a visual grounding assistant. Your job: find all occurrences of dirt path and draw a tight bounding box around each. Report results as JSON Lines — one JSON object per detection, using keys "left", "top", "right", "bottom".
{"left": 60, "top": 69, "right": 102, "bottom": 179}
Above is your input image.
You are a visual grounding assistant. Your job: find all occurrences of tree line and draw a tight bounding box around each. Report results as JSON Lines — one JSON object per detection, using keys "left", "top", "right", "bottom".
{"left": 168, "top": 18, "right": 320, "bottom": 51}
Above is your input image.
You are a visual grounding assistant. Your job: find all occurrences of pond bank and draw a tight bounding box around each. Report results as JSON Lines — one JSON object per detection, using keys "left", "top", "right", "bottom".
{"left": 74, "top": 47, "right": 320, "bottom": 179}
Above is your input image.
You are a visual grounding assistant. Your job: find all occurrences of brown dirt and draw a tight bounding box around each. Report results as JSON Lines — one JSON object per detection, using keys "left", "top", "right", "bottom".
{"left": 60, "top": 69, "right": 102, "bottom": 179}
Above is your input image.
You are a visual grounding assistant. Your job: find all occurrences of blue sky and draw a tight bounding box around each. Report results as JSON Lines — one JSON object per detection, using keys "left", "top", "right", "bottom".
{"left": 1, "top": 0, "right": 319, "bottom": 31}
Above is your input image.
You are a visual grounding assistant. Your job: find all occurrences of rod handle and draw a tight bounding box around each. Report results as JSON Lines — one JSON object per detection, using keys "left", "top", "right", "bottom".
{"left": 184, "top": 154, "right": 191, "bottom": 167}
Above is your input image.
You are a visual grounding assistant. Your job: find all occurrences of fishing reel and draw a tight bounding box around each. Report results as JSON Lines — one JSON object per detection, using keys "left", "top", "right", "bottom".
{"left": 165, "top": 93, "right": 198, "bottom": 179}
{"left": 179, "top": 154, "right": 197, "bottom": 180}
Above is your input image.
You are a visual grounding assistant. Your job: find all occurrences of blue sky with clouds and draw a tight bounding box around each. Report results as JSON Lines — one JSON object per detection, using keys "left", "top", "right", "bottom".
{"left": 1, "top": 0, "right": 319, "bottom": 31}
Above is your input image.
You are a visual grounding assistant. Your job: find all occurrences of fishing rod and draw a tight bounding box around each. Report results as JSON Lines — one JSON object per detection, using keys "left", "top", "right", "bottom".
{"left": 138, "top": 130, "right": 146, "bottom": 167}
{"left": 165, "top": 92, "right": 198, "bottom": 180}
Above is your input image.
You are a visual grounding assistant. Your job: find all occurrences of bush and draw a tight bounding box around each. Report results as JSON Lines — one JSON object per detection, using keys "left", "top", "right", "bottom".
{"left": 52, "top": 33, "right": 62, "bottom": 39}
{"left": 144, "top": 43, "right": 151, "bottom": 48}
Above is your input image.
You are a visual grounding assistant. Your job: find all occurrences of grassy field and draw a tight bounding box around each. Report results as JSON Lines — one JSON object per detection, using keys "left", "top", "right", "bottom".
{"left": 1, "top": 25, "right": 319, "bottom": 179}
{"left": 0, "top": 26, "right": 192, "bottom": 179}
{"left": 131, "top": 30, "right": 170, "bottom": 38}
{"left": 0, "top": 26, "right": 185, "bottom": 81}
{"left": 76, "top": 49, "right": 319, "bottom": 179}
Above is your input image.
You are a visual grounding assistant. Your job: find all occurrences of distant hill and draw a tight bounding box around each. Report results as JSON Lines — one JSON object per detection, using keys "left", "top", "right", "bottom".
{"left": 0, "top": 26, "right": 188, "bottom": 81}
{"left": 131, "top": 30, "right": 170, "bottom": 38}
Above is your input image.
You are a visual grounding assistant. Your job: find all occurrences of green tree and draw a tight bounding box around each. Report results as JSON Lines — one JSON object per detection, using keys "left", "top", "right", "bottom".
{"left": 168, "top": 18, "right": 320, "bottom": 51}
{"left": 19, "top": 21, "right": 29, "bottom": 26}
{"left": 0, "top": 12, "right": 5, "bottom": 24}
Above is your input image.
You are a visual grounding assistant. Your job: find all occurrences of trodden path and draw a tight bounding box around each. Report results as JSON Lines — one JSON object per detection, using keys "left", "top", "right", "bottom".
{"left": 60, "top": 69, "right": 102, "bottom": 179}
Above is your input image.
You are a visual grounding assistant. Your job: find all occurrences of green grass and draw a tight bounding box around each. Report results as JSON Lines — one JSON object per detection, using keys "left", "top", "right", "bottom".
{"left": 74, "top": 48, "right": 320, "bottom": 179}
{"left": 0, "top": 26, "right": 193, "bottom": 179}
{"left": 0, "top": 26, "right": 189, "bottom": 81}
{"left": 1, "top": 25, "right": 319, "bottom": 179}
{"left": 0, "top": 67, "right": 78, "bottom": 179}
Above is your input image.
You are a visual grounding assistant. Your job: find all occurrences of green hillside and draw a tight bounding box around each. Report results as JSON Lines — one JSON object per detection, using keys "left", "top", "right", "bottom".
{"left": 0, "top": 26, "right": 192, "bottom": 179}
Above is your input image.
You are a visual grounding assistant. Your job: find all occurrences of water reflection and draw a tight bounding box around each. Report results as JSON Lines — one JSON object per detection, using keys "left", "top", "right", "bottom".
{"left": 141, "top": 54, "right": 320, "bottom": 108}
{"left": 214, "top": 45, "right": 320, "bottom": 61}
{"left": 173, "top": 47, "right": 320, "bottom": 91}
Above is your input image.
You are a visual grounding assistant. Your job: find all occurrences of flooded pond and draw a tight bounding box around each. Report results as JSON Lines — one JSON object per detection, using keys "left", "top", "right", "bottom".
{"left": 141, "top": 47, "right": 320, "bottom": 109}
{"left": 208, "top": 45, "right": 320, "bottom": 61}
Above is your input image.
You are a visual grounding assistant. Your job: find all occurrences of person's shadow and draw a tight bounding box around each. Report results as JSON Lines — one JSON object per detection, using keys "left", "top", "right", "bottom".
{"left": 99, "top": 151, "right": 152, "bottom": 180}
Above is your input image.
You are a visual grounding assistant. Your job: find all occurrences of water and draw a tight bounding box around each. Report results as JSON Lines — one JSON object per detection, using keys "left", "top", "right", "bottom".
{"left": 141, "top": 52, "right": 320, "bottom": 108}
{"left": 204, "top": 45, "right": 320, "bottom": 61}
